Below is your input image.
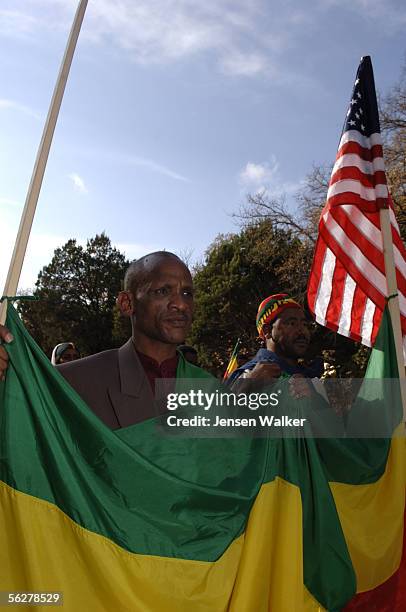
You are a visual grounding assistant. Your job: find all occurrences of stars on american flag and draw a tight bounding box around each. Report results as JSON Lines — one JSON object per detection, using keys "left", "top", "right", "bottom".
{"left": 344, "top": 69, "right": 371, "bottom": 135}
{"left": 344, "top": 89, "right": 365, "bottom": 132}
{"left": 342, "top": 56, "right": 380, "bottom": 137}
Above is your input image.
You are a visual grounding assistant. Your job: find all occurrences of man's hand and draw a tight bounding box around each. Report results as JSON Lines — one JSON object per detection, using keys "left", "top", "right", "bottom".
{"left": 0, "top": 325, "right": 14, "bottom": 381}
{"left": 229, "top": 361, "right": 281, "bottom": 392}
{"left": 289, "top": 373, "right": 312, "bottom": 399}
{"left": 245, "top": 362, "right": 282, "bottom": 382}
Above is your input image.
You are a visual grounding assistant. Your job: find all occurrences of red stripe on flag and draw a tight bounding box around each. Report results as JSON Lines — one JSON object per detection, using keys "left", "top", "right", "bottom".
{"left": 319, "top": 222, "right": 386, "bottom": 310}
{"left": 349, "top": 287, "right": 367, "bottom": 339}
{"left": 327, "top": 192, "right": 388, "bottom": 212}
{"left": 336, "top": 141, "right": 384, "bottom": 162}
{"left": 307, "top": 239, "right": 327, "bottom": 313}
{"left": 394, "top": 268, "right": 406, "bottom": 300}
{"left": 330, "top": 167, "right": 387, "bottom": 189}
{"left": 329, "top": 209, "right": 406, "bottom": 303}
{"left": 325, "top": 260, "right": 347, "bottom": 326}
{"left": 370, "top": 305, "right": 383, "bottom": 346}
{"left": 331, "top": 207, "right": 385, "bottom": 275}
{"left": 343, "top": 510, "right": 406, "bottom": 612}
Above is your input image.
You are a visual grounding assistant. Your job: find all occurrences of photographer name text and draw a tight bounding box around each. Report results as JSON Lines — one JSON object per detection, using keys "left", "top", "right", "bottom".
{"left": 166, "top": 415, "right": 307, "bottom": 428}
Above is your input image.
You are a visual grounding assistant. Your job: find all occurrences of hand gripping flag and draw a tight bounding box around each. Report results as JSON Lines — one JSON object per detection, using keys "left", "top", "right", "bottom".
{"left": 307, "top": 56, "right": 406, "bottom": 354}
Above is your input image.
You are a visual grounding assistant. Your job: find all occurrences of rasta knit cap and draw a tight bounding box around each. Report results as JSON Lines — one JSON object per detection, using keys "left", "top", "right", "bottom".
{"left": 256, "top": 293, "right": 302, "bottom": 339}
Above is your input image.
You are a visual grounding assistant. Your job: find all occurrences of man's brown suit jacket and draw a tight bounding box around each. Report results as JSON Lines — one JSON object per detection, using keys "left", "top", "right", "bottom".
{"left": 58, "top": 338, "right": 158, "bottom": 430}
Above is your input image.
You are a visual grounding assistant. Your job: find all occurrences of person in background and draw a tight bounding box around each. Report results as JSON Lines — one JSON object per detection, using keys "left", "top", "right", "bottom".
{"left": 228, "top": 294, "right": 323, "bottom": 393}
{"left": 51, "top": 342, "right": 80, "bottom": 365}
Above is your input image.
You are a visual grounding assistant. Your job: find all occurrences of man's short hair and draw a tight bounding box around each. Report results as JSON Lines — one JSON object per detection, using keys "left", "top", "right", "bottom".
{"left": 124, "top": 251, "right": 184, "bottom": 292}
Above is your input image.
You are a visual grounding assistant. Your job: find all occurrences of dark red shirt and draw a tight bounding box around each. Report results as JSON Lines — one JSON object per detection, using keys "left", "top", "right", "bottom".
{"left": 136, "top": 350, "right": 178, "bottom": 394}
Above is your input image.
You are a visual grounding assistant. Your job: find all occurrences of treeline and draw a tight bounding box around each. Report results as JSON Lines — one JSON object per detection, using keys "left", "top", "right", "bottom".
{"left": 19, "top": 64, "right": 406, "bottom": 376}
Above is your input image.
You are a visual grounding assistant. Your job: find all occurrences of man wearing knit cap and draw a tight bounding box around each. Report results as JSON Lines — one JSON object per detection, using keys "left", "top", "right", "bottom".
{"left": 228, "top": 293, "right": 323, "bottom": 386}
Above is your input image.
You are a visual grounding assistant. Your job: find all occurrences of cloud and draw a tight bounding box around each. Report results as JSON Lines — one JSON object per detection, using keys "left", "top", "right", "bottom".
{"left": 239, "top": 157, "right": 302, "bottom": 196}
{"left": 68, "top": 173, "right": 88, "bottom": 194}
{"left": 0, "top": 197, "right": 22, "bottom": 208}
{"left": 80, "top": 148, "right": 190, "bottom": 182}
{"left": 318, "top": 0, "right": 406, "bottom": 30}
{"left": 126, "top": 156, "right": 189, "bottom": 182}
{"left": 0, "top": 1, "right": 286, "bottom": 78}
{"left": 0, "top": 223, "right": 69, "bottom": 292}
{"left": 0, "top": 8, "right": 43, "bottom": 40}
{"left": 240, "top": 158, "right": 280, "bottom": 191}
{"left": 3, "top": 0, "right": 404, "bottom": 86}
{"left": 85, "top": 1, "right": 258, "bottom": 65}
{"left": 220, "top": 51, "right": 268, "bottom": 77}
{"left": 0, "top": 98, "right": 40, "bottom": 120}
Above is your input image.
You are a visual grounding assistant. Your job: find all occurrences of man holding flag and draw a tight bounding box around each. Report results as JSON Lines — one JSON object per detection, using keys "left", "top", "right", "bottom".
{"left": 227, "top": 293, "right": 323, "bottom": 387}
{"left": 1, "top": 250, "right": 211, "bottom": 428}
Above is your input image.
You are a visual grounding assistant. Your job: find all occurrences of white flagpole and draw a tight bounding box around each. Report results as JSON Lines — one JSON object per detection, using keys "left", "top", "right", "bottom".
{"left": 0, "top": 0, "right": 88, "bottom": 325}
{"left": 380, "top": 207, "right": 406, "bottom": 418}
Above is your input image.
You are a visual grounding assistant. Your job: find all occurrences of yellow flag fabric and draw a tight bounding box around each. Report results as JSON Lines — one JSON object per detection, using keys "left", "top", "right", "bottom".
{"left": 1, "top": 477, "right": 324, "bottom": 612}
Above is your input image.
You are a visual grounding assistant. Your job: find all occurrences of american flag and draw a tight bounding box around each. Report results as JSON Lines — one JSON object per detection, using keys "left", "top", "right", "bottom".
{"left": 307, "top": 56, "right": 406, "bottom": 354}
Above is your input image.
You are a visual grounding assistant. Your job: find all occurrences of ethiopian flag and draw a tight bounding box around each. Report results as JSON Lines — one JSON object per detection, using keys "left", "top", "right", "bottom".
{"left": 0, "top": 303, "right": 405, "bottom": 611}
{"left": 223, "top": 338, "right": 241, "bottom": 381}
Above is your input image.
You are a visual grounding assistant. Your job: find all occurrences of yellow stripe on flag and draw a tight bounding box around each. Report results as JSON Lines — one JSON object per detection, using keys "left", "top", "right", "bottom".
{"left": 0, "top": 478, "right": 322, "bottom": 611}
{"left": 224, "top": 355, "right": 238, "bottom": 378}
{"left": 330, "top": 434, "right": 406, "bottom": 592}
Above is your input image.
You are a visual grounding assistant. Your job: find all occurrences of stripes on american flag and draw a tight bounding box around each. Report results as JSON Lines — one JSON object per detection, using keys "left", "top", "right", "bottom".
{"left": 307, "top": 56, "right": 406, "bottom": 355}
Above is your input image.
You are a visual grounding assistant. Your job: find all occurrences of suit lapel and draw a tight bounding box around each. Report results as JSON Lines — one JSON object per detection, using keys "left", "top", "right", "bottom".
{"left": 108, "top": 339, "right": 156, "bottom": 428}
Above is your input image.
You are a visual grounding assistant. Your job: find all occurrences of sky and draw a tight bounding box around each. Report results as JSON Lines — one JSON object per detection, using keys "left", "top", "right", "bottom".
{"left": 0, "top": 0, "right": 405, "bottom": 291}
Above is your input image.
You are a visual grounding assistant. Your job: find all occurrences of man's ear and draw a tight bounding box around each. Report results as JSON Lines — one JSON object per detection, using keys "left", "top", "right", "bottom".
{"left": 117, "top": 291, "right": 134, "bottom": 317}
{"left": 262, "top": 323, "right": 272, "bottom": 340}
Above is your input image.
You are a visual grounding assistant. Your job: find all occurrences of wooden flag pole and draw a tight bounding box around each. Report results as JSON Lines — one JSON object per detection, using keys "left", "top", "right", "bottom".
{"left": 0, "top": 0, "right": 88, "bottom": 325}
{"left": 380, "top": 207, "right": 406, "bottom": 418}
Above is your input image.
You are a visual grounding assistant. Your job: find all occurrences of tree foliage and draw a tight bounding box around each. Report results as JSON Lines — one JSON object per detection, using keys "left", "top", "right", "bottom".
{"left": 19, "top": 234, "right": 130, "bottom": 357}
{"left": 381, "top": 65, "right": 406, "bottom": 240}
{"left": 189, "top": 220, "right": 310, "bottom": 375}
{"left": 235, "top": 164, "right": 332, "bottom": 244}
